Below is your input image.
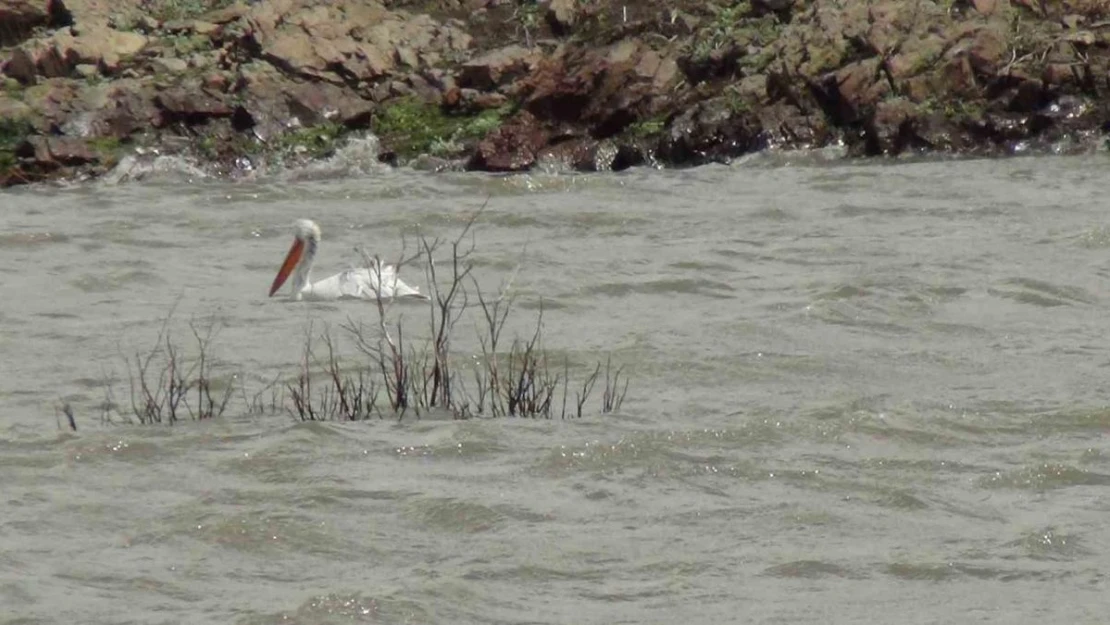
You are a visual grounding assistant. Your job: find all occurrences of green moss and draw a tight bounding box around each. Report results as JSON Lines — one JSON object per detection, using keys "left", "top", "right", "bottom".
{"left": 373, "top": 97, "right": 511, "bottom": 159}
{"left": 0, "top": 118, "right": 33, "bottom": 175}
{"left": 920, "top": 96, "right": 985, "bottom": 120}
{"left": 626, "top": 115, "right": 667, "bottom": 138}
{"left": 276, "top": 122, "right": 345, "bottom": 159}
{"left": 167, "top": 34, "right": 212, "bottom": 56}
{"left": 2, "top": 78, "right": 22, "bottom": 98}
{"left": 143, "top": 0, "right": 235, "bottom": 22}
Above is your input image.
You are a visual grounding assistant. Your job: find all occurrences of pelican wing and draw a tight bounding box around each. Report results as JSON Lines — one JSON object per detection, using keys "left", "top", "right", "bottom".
{"left": 305, "top": 265, "right": 429, "bottom": 301}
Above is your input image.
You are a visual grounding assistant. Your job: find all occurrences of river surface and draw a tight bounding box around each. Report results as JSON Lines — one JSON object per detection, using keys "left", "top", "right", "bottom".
{"left": 3, "top": 146, "right": 1110, "bottom": 624}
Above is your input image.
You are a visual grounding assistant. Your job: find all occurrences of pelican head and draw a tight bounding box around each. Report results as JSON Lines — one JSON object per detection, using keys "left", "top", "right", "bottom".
{"left": 294, "top": 218, "right": 322, "bottom": 243}
{"left": 269, "top": 219, "right": 322, "bottom": 297}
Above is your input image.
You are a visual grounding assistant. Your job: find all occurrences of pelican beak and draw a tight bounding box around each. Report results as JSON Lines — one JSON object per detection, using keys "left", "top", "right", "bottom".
{"left": 269, "top": 238, "right": 304, "bottom": 297}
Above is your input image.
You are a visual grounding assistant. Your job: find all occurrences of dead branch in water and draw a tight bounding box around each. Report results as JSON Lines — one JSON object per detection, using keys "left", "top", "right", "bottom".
{"left": 121, "top": 306, "right": 234, "bottom": 424}
{"left": 289, "top": 323, "right": 383, "bottom": 421}
{"left": 601, "top": 354, "right": 629, "bottom": 414}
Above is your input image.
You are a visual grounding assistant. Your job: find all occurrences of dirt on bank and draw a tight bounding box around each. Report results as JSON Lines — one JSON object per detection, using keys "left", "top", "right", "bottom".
{"left": 1, "top": 0, "right": 1108, "bottom": 186}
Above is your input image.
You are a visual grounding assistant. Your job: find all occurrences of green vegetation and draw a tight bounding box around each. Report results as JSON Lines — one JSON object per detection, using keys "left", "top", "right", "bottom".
{"left": 373, "top": 97, "right": 511, "bottom": 159}
{"left": 142, "top": 0, "right": 235, "bottom": 22}
{"left": 276, "top": 121, "right": 346, "bottom": 159}
{"left": 87, "top": 136, "right": 125, "bottom": 167}
{"left": 0, "top": 118, "right": 33, "bottom": 172}
{"left": 2, "top": 78, "right": 22, "bottom": 98}
{"left": 687, "top": 1, "right": 784, "bottom": 64}
{"left": 166, "top": 33, "right": 212, "bottom": 56}
{"left": 919, "top": 96, "right": 984, "bottom": 120}
{"left": 190, "top": 121, "right": 353, "bottom": 169}
{"left": 625, "top": 115, "right": 666, "bottom": 138}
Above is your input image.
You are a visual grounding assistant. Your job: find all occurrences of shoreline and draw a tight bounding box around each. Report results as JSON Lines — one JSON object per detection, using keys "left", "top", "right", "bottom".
{"left": 2, "top": 0, "right": 1109, "bottom": 187}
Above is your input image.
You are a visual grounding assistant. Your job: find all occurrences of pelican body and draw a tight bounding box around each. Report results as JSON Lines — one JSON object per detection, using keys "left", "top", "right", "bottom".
{"left": 269, "top": 219, "right": 429, "bottom": 302}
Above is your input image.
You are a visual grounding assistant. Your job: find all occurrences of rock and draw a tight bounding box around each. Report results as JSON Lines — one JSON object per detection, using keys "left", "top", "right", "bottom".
{"left": 536, "top": 136, "right": 599, "bottom": 170}
{"left": 753, "top": 0, "right": 793, "bottom": 12}
{"left": 0, "top": 0, "right": 71, "bottom": 47}
{"left": 245, "top": 0, "right": 472, "bottom": 86}
{"left": 537, "top": 136, "right": 644, "bottom": 172}
{"left": 656, "top": 97, "right": 764, "bottom": 165}
{"left": 522, "top": 39, "right": 680, "bottom": 137}
{"left": 74, "top": 79, "right": 161, "bottom": 138}
{"left": 867, "top": 97, "right": 922, "bottom": 154}
{"left": 151, "top": 57, "right": 189, "bottom": 73}
{"left": 457, "top": 45, "right": 538, "bottom": 91}
{"left": 3, "top": 25, "right": 148, "bottom": 82}
{"left": 233, "top": 64, "right": 376, "bottom": 140}
{"left": 971, "top": 0, "right": 1008, "bottom": 16}
{"left": 16, "top": 136, "right": 95, "bottom": 167}
{"left": 545, "top": 0, "right": 579, "bottom": 35}
{"left": 0, "top": 94, "right": 32, "bottom": 121}
{"left": 155, "top": 84, "right": 234, "bottom": 125}
{"left": 967, "top": 25, "right": 1008, "bottom": 75}
{"left": 757, "top": 100, "right": 832, "bottom": 150}
{"left": 471, "top": 91, "right": 508, "bottom": 110}
{"left": 468, "top": 110, "right": 549, "bottom": 171}
{"left": 2, "top": 48, "right": 39, "bottom": 83}
{"left": 284, "top": 81, "right": 374, "bottom": 127}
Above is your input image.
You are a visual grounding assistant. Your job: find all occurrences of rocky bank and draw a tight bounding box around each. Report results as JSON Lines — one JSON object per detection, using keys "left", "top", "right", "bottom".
{"left": 1, "top": 0, "right": 1109, "bottom": 186}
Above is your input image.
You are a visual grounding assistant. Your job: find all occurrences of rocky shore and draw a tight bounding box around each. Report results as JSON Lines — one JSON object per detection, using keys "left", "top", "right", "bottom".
{"left": 1, "top": 0, "right": 1109, "bottom": 186}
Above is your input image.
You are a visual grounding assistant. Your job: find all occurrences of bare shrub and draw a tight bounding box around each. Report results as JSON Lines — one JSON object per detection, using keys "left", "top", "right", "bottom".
{"left": 120, "top": 308, "right": 234, "bottom": 424}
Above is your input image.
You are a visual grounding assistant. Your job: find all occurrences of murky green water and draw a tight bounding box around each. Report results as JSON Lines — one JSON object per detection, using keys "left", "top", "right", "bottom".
{"left": 2, "top": 145, "right": 1110, "bottom": 623}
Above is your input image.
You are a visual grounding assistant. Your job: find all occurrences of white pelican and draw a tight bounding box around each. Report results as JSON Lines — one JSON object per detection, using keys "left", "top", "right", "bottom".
{"left": 268, "top": 219, "right": 429, "bottom": 301}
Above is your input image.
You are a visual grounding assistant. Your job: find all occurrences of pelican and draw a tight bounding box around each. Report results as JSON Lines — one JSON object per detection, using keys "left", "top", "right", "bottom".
{"left": 268, "top": 219, "right": 429, "bottom": 302}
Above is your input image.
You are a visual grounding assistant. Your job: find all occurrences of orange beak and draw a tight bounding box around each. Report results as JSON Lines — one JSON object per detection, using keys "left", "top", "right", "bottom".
{"left": 269, "top": 238, "right": 304, "bottom": 297}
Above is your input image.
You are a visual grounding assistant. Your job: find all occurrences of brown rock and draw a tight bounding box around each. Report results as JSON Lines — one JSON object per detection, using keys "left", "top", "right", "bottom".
{"left": 19, "top": 78, "right": 81, "bottom": 131}
{"left": 2, "top": 47, "right": 39, "bottom": 83}
{"left": 284, "top": 81, "right": 374, "bottom": 127}
{"left": 522, "top": 40, "right": 680, "bottom": 137}
{"left": 17, "top": 136, "right": 95, "bottom": 167}
{"left": 469, "top": 111, "right": 549, "bottom": 172}
{"left": 545, "top": 0, "right": 579, "bottom": 35}
{"left": 246, "top": 0, "right": 471, "bottom": 86}
{"left": 1042, "top": 63, "right": 1075, "bottom": 86}
{"left": 831, "top": 58, "right": 889, "bottom": 117}
{"left": 155, "top": 85, "right": 234, "bottom": 126}
{"left": 3, "top": 25, "right": 148, "bottom": 82}
{"left": 869, "top": 97, "right": 920, "bottom": 154}
{"left": 971, "top": 0, "right": 1009, "bottom": 16}
{"left": 537, "top": 136, "right": 597, "bottom": 170}
{"left": 757, "top": 102, "right": 831, "bottom": 149}
{"left": 967, "top": 25, "right": 1008, "bottom": 75}
{"left": 0, "top": 0, "right": 69, "bottom": 47}
{"left": 656, "top": 96, "right": 764, "bottom": 165}
{"left": 457, "top": 45, "right": 538, "bottom": 91}
{"left": 471, "top": 91, "right": 507, "bottom": 110}
{"left": 442, "top": 86, "right": 462, "bottom": 108}
{"left": 0, "top": 94, "right": 32, "bottom": 120}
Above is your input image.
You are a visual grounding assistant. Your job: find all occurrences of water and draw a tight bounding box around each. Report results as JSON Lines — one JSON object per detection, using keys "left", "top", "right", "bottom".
{"left": 3, "top": 148, "right": 1110, "bottom": 623}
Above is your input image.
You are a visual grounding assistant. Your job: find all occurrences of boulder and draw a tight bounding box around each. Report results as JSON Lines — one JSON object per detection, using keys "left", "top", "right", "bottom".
{"left": 244, "top": 0, "right": 472, "bottom": 86}
{"left": 155, "top": 84, "right": 234, "bottom": 126}
{"left": 232, "top": 64, "right": 376, "bottom": 141}
{"left": 0, "top": 0, "right": 71, "bottom": 47}
{"left": 16, "top": 135, "right": 95, "bottom": 168}
{"left": 468, "top": 110, "right": 549, "bottom": 171}
{"left": 2, "top": 25, "right": 147, "bottom": 83}
{"left": 456, "top": 45, "right": 538, "bottom": 91}
{"left": 521, "top": 39, "right": 680, "bottom": 137}
{"left": 545, "top": 0, "right": 579, "bottom": 35}
{"left": 655, "top": 97, "right": 765, "bottom": 165}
